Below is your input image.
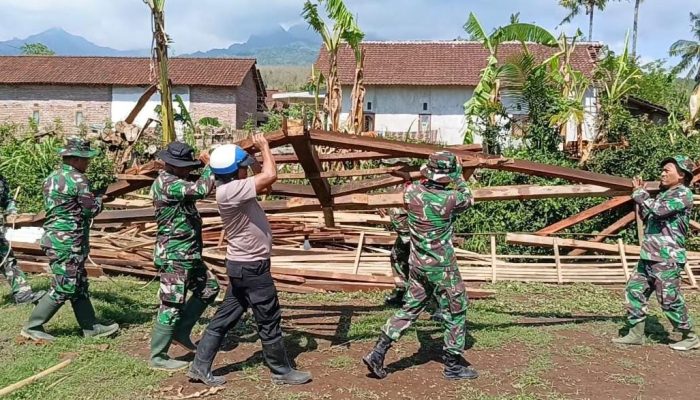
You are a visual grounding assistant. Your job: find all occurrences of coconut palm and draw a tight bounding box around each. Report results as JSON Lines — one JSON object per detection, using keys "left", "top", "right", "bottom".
{"left": 302, "top": 0, "right": 364, "bottom": 132}
{"left": 559, "top": 0, "right": 616, "bottom": 41}
{"left": 670, "top": 12, "right": 700, "bottom": 83}
{"left": 631, "top": 0, "right": 643, "bottom": 58}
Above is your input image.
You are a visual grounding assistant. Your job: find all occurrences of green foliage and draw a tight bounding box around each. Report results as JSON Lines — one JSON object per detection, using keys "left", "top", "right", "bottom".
{"left": 20, "top": 42, "right": 55, "bottom": 56}
{"left": 259, "top": 66, "right": 313, "bottom": 90}
{"left": 0, "top": 130, "right": 116, "bottom": 212}
{"left": 669, "top": 12, "right": 700, "bottom": 82}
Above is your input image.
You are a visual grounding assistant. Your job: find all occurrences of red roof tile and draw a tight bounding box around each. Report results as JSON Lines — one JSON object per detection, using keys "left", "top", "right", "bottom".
{"left": 0, "top": 56, "right": 257, "bottom": 87}
{"left": 315, "top": 41, "right": 602, "bottom": 86}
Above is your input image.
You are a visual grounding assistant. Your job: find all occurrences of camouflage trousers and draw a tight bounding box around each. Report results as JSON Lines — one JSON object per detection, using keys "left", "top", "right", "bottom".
{"left": 157, "top": 260, "right": 220, "bottom": 326}
{"left": 45, "top": 247, "right": 90, "bottom": 304}
{"left": 1, "top": 238, "right": 31, "bottom": 298}
{"left": 382, "top": 265, "right": 468, "bottom": 355}
{"left": 625, "top": 260, "right": 692, "bottom": 330}
{"left": 390, "top": 236, "right": 410, "bottom": 289}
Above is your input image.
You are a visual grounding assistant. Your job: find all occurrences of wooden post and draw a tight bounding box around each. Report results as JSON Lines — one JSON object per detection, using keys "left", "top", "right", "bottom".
{"left": 634, "top": 204, "right": 644, "bottom": 246}
{"left": 353, "top": 231, "right": 365, "bottom": 275}
{"left": 684, "top": 264, "right": 698, "bottom": 289}
{"left": 618, "top": 238, "right": 630, "bottom": 280}
{"left": 553, "top": 237, "right": 563, "bottom": 284}
{"left": 490, "top": 234, "right": 497, "bottom": 283}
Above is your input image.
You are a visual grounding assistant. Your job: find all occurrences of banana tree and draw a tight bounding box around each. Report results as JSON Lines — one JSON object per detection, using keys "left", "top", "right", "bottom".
{"left": 462, "top": 12, "right": 557, "bottom": 150}
{"left": 347, "top": 46, "right": 366, "bottom": 135}
{"left": 143, "top": 0, "right": 175, "bottom": 146}
{"left": 302, "top": 0, "right": 364, "bottom": 132}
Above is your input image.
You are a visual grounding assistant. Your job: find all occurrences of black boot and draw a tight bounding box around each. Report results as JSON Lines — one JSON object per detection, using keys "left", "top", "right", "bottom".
{"left": 262, "top": 338, "right": 312, "bottom": 385}
{"left": 187, "top": 330, "right": 226, "bottom": 386}
{"left": 384, "top": 289, "right": 405, "bottom": 307}
{"left": 442, "top": 352, "right": 478, "bottom": 380}
{"left": 362, "top": 333, "right": 393, "bottom": 379}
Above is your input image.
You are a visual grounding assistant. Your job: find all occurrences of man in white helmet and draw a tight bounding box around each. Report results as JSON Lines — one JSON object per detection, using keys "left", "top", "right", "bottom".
{"left": 188, "top": 134, "right": 312, "bottom": 386}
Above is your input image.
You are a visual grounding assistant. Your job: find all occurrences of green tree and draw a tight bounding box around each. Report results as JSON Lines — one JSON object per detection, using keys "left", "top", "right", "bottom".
{"left": 558, "top": 0, "right": 617, "bottom": 40}
{"left": 670, "top": 12, "right": 700, "bottom": 83}
{"left": 302, "top": 0, "right": 364, "bottom": 131}
{"left": 20, "top": 42, "right": 55, "bottom": 56}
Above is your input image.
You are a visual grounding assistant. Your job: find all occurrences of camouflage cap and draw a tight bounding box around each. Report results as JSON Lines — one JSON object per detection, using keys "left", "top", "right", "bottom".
{"left": 661, "top": 155, "right": 696, "bottom": 181}
{"left": 420, "top": 151, "right": 460, "bottom": 184}
{"left": 59, "top": 137, "right": 97, "bottom": 158}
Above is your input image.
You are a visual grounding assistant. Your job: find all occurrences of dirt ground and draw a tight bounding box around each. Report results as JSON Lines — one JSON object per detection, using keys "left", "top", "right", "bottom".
{"left": 128, "top": 296, "right": 700, "bottom": 400}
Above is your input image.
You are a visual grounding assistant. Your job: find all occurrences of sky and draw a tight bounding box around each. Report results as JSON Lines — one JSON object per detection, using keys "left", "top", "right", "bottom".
{"left": 0, "top": 0, "right": 696, "bottom": 66}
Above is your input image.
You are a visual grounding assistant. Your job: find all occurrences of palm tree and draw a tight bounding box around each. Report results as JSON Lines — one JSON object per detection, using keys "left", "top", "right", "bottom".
{"left": 631, "top": 0, "right": 643, "bottom": 58}
{"left": 559, "top": 0, "right": 615, "bottom": 41}
{"left": 670, "top": 12, "right": 700, "bottom": 83}
{"left": 143, "top": 0, "right": 175, "bottom": 145}
{"left": 302, "top": 0, "right": 364, "bottom": 132}
{"left": 463, "top": 12, "right": 557, "bottom": 150}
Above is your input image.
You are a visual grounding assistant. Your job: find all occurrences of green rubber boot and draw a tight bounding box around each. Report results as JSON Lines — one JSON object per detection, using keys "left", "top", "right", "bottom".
{"left": 20, "top": 295, "right": 63, "bottom": 342}
{"left": 173, "top": 297, "right": 208, "bottom": 352}
{"left": 612, "top": 321, "right": 645, "bottom": 345}
{"left": 72, "top": 296, "right": 119, "bottom": 338}
{"left": 669, "top": 330, "right": 700, "bottom": 351}
{"left": 150, "top": 322, "right": 190, "bottom": 371}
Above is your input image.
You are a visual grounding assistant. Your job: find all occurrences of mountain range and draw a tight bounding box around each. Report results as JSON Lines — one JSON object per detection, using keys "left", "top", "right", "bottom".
{"left": 0, "top": 25, "right": 379, "bottom": 65}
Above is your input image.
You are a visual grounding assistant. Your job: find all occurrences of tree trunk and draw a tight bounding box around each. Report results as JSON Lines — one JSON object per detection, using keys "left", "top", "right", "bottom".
{"left": 588, "top": 4, "right": 594, "bottom": 41}
{"left": 632, "top": 0, "right": 640, "bottom": 58}
{"left": 348, "top": 49, "right": 366, "bottom": 135}
{"left": 153, "top": 7, "right": 175, "bottom": 146}
{"left": 323, "top": 52, "right": 342, "bottom": 132}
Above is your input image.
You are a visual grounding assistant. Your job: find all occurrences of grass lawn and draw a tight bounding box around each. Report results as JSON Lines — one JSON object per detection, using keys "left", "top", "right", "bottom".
{"left": 1, "top": 276, "right": 699, "bottom": 399}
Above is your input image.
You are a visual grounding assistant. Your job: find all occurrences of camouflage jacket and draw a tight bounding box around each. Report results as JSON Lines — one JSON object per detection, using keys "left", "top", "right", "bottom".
{"left": 633, "top": 185, "right": 693, "bottom": 263}
{"left": 0, "top": 175, "right": 18, "bottom": 236}
{"left": 151, "top": 167, "right": 215, "bottom": 266}
{"left": 388, "top": 207, "right": 410, "bottom": 242}
{"left": 404, "top": 178, "right": 474, "bottom": 268}
{"left": 42, "top": 164, "right": 103, "bottom": 253}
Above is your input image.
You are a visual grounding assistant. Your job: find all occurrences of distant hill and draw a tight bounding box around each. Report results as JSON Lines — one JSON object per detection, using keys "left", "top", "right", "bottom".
{"left": 0, "top": 28, "right": 149, "bottom": 56}
{"left": 185, "top": 25, "right": 321, "bottom": 65}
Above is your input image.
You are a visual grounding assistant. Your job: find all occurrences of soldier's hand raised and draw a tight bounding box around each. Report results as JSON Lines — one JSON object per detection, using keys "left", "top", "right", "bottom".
{"left": 632, "top": 176, "right": 644, "bottom": 190}
{"left": 252, "top": 134, "right": 269, "bottom": 151}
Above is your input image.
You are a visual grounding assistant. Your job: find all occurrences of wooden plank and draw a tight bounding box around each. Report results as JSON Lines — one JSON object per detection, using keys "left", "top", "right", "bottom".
{"left": 618, "top": 239, "right": 630, "bottom": 280}
{"left": 124, "top": 84, "right": 157, "bottom": 124}
{"left": 506, "top": 232, "right": 641, "bottom": 254}
{"left": 568, "top": 211, "right": 636, "bottom": 256}
{"left": 553, "top": 238, "right": 563, "bottom": 284}
{"left": 270, "top": 183, "right": 317, "bottom": 197}
{"left": 353, "top": 232, "right": 365, "bottom": 274}
{"left": 278, "top": 166, "right": 404, "bottom": 179}
{"left": 490, "top": 234, "right": 497, "bottom": 283}
{"left": 269, "top": 151, "right": 395, "bottom": 164}
{"left": 536, "top": 196, "right": 631, "bottom": 235}
{"left": 331, "top": 172, "right": 422, "bottom": 197}
{"left": 494, "top": 159, "right": 633, "bottom": 190}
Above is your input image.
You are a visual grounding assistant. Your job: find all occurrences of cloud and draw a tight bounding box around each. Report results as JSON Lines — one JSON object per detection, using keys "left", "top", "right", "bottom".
{"left": 0, "top": 0, "right": 695, "bottom": 62}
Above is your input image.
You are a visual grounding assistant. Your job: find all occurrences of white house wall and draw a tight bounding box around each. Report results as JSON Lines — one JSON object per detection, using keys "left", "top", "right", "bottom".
{"left": 111, "top": 86, "right": 190, "bottom": 128}
{"left": 339, "top": 85, "right": 472, "bottom": 145}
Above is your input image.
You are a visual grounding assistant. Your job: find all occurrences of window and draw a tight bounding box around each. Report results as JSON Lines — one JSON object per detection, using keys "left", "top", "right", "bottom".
{"left": 418, "top": 114, "right": 431, "bottom": 133}
{"left": 422, "top": 102, "right": 428, "bottom": 111}
{"left": 367, "top": 101, "right": 372, "bottom": 111}
{"left": 363, "top": 114, "right": 375, "bottom": 132}
{"left": 32, "top": 111, "right": 40, "bottom": 124}
{"left": 75, "top": 111, "right": 84, "bottom": 126}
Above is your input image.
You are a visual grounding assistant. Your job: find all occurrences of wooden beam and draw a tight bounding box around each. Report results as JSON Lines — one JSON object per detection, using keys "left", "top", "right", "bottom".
{"left": 287, "top": 126, "right": 335, "bottom": 226}
{"left": 493, "top": 159, "right": 633, "bottom": 190}
{"left": 124, "top": 84, "right": 157, "bottom": 124}
{"left": 269, "top": 183, "right": 317, "bottom": 198}
{"left": 268, "top": 151, "right": 396, "bottom": 164}
{"left": 278, "top": 166, "right": 406, "bottom": 179}
{"left": 536, "top": 196, "right": 631, "bottom": 235}
{"left": 506, "top": 232, "right": 642, "bottom": 254}
{"left": 331, "top": 172, "right": 422, "bottom": 197}
{"left": 568, "top": 211, "right": 636, "bottom": 256}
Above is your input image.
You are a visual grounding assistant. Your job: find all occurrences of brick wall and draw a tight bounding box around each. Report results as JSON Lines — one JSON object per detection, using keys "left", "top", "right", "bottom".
{"left": 0, "top": 84, "right": 111, "bottom": 133}
{"left": 233, "top": 69, "right": 259, "bottom": 129}
{"left": 190, "top": 86, "right": 237, "bottom": 127}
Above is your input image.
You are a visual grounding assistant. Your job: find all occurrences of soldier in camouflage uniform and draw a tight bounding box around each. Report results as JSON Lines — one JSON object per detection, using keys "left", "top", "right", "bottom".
{"left": 384, "top": 207, "right": 411, "bottom": 306}
{"left": 21, "top": 138, "right": 119, "bottom": 341}
{"left": 149, "top": 141, "right": 220, "bottom": 371}
{"left": 613, "top": 156, "right": 700, "bottom": 351}
{"left": 0, "top": 175, "right": 45, "bottom": 304}
{"left": 363, "top": 151, "right": 478, "bottom": 380}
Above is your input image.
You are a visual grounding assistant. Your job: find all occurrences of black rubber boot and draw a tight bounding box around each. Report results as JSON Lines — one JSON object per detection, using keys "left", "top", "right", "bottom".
{"left": 20, "top": 294, "right": 62, "bottom": 341}
{"left": 72, "top": 296, "right": 119, "bottom": 338}
{"left": 362, "top": 333, "right": 393, "bottom": 379}
{"left": 384, "top": 289, "right": 406, "bottom": 307}
{"left": 187, "top": 330, "right": 226, "bottom": 386}
{"left": 442, "top": 352, "right": 478, "bottom": 380}
{"left": 173, "top": 297, "right": 208, "bottom": 352}
{"left": 262, "top": 338, "right": 312, "bottom": 385}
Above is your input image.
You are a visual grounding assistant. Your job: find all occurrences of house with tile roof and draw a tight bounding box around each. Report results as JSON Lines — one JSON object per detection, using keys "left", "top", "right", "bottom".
{"left": 0, "top": 56, "right": 266, "bottom": 133}
{"left": 315, "top": 41, "right": 602, "bottom": 145}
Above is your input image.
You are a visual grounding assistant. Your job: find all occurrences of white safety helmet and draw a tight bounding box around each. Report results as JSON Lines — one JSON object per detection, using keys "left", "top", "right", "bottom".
{"left": 210, "top": 144, "right": 254, "bottom": 175}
